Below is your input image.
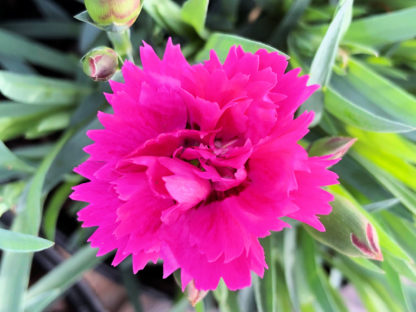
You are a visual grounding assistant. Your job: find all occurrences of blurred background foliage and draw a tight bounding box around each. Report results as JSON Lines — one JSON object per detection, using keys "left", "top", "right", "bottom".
{"left": 0, "top": 0, "right": 416, "bottom": 311}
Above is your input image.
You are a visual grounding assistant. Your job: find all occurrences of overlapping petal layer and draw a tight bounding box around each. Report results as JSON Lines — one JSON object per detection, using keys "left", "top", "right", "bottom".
{"left": 71, "top": 39, "right": 338, "bottom": 291}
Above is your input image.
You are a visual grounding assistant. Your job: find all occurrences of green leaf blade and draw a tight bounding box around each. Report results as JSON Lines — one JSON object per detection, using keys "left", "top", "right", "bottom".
{"left": 0, "top": 229, "right": 54, "bottom": 252}
{"left": 181, "top": 0, "right": 209, "bottom": 38}
{"left": 195, "top": 32, "right": 287, "bottom": 63}
{"left": 0, "top": 71, "right": 91, "bottom": 105}
{"left": 324, "top": 87, "right": 416, "bottom": 133}
{"left": 0, "top": 28, "right": 77, "bottom": 75}
{"left": 300, "top": 0, "right": 353, "bottom": 125}
{"left": 344, "top": 7, "right": 416, "bottom": 47}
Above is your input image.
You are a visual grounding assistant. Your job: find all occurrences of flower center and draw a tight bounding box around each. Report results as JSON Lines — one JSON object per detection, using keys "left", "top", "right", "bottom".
{"left": 176, "top": 137, "right": 252, "bottom": 204}
{"left": 117, "top": 130, "right": 252, "bottom": 206}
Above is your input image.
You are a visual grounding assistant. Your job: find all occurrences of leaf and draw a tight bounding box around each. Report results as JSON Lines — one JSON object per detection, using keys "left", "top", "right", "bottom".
{"left": 195, "top": 32, "right": 287, "bottom": 63}
{"left": 1, "top": 21, "right": 81, "bottom": 39}
{"left": 0, "top": 130, "right": 74, "bottom": 312}
{"left": 43, "top": 176, "right": 82, "bottom": 241}
{"left": 120, "top": 261, "right": 144, "bottom": 312}
{"left": 78, "top": 24, "right": 102, "bottom": 53}
{"left": 349, "top": 133, "right": 416, "bottom": 189}
{"left": 275, "top": 265, "right": 296, "bottom": 312}
{"left": 283, "top": 229, "right": 300, "bottom": 312}
{"left": 350, "top": 257, "right": 384, "bottom": 274}
{"left": 379, "top": 211, "right": 416, "bottom": 262}
{"left": 0, "top": 53, "right": 36, "bottom": 75}
{"left": 299, "top": 0, "right": 353, "bottom": 125}
{"left": 169, "top": 298, "right": 189, "bottom": 312}
{"left": 324, "top": 87, "right": 416, "bottom": 133}
{"left": 238, "top": 286, "right": 256, "bottom": 312}
{"left": 329, "top": 255, "right": 401, "bottom": 312}
{"left": 310, "top": 0, "right": 353, "bottom": 83}
{"left": 0, "top": 140, "right": 33, "bottom": 173}
{"left": 0, "top": 229, "right": 54, "bottom": 252}
{"left": 213, "top": 280, "right": 240, "bottom": 312}
{"left": 0, "top": 28, "right": 77, "bottom": 75}
{"left": 44, "top": 117, "right": 102, "bottom": 193}
{"left": 384, "top": 254, "right": 416, "bottom": 283}
{"left": 0, "top": 181, "right": 26, "bottom": 217}
{"left": 32, "top": 0, "right": 70, "bottom": 21}
{"left": 254, "top": 235, "right": 277, "bottom": 312}
{"left": 269, "top": 0, "right": 311, "bottom": 47}
{"left": 23, "top": 289, "right": 60, "bottom": 312}
{"left": 13, "top": 143, "right": 53, "bottom": 161}
{"left": 0, "top": 102, "right": 67, "bottom": 141}
{"left": 143, "top": 0, "right": 191, "bottom": 37}
{"left": 24, "top": 246, "right": 106, "bottom": 311}
{"left": 299, "top": 230, "right": 343, "bottom": 312}
{"left": 342, "top": 41, "right": 379, "bottom": 56}
{"left": 344, "top": 7, "right": 416, "bottom": 47}
{"left": 364, "top": 198, "right": 401, "bottom": 212}
{"left": 36, "top": 111, "right": 71, "bottom": 132}
{"left": 181, "top": 0, "right": 209, "bottom": 38}
{"left": 333, "top": 59, "right": 416, "bottom": 128}
{"left": 0, "top": 71, "right": 91, "bottom": 105}
{"left": 382, "top": 257, "right": 412, "bottom": 312}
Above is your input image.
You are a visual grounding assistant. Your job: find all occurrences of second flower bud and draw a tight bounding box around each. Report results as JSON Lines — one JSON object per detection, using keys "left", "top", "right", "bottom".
{"left": 81, "top": 47, "right": 119, "bottom": 82}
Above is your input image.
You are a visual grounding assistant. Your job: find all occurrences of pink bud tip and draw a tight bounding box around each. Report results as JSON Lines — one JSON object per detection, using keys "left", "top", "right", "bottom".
{"left": 351, "top": 223, "right": 383, "bottom": 261}
{"left": 186, "top": 280, "right": 209, "bottom": 307}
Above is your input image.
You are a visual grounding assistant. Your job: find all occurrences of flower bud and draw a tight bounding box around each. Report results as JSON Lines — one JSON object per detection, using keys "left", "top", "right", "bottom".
{"left": 81, "top": 47, "right": 118, "bottom": 81}
{"left": 84, "top": 0, "right": 141, "bottom": 30}
{"left": 186, "top": 280, "right": 209, "bottom": 307}
{"left": 308, "top": 136, "right": 357, "bottom": 160}
{"left": 305, "top": 193, "right": 383, "bottom": 261}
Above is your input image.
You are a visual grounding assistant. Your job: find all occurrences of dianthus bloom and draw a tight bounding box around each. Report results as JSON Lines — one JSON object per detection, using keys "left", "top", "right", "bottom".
{"left": 71, "top": 39, "right": 339, "bottom": 291}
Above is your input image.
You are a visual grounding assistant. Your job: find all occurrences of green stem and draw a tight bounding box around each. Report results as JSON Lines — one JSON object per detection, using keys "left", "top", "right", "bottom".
{"left": 194, "top": 301, "right": 205, "bottom": 312}
{"left": 107, "top": 29, "right": 134, "bottom": 62}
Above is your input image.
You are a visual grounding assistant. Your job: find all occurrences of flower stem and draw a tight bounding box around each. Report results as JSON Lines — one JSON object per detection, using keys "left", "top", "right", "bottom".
{"left": 107, "top": 29, "right": 134, "bottom": 62}
{"left": 194, "top": 301, "right": 206, "bottom": 312}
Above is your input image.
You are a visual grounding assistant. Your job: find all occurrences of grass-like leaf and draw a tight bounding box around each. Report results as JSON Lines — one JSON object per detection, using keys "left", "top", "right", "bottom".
{"left": 213, "top": 280, "right": 240, "bottom": 312}
{"left": 299, "top": 0, "right": 353, "bottom": 125}
{"left": 344, "top": 7, "right": 416, "bottom": 47}
{"left": 0, "top": 102, "right": 69, "bottom": 141}
{"left": 325, "top": 87, "right": 415, "bottom": 132}
{"left": 181, "top": 0, "right": 209, "bottom": 38}
{"left": 143, "top": 0, "right": 192, "bottom": 37}
{"left": 0, "top": 130, "right": 73, "bottom": 312}
{"left": 0, "top": 228, "right": 54, "bottom": 252}
{"left": 254, "top": 235, "right": 278, "bottom": 312}
{"left": 195, "top": 32, "right": 287, "bottom": 63}
{"left": 0, "top": 71, "right": 91, "bottom": 105}
{"left": 24, "top": 246, "right": 106, "bottom": 311}
{"left": 331, "top": 59, "right": 416, "bottom": 129}
{"left": 0, "top": 28, "right": 77, "bottom": 75}
{"left": 1, "top": 21, "right": 81, "bottom": 39}
{"left": 0, "top": 140, "right": 33, "bottom": 173}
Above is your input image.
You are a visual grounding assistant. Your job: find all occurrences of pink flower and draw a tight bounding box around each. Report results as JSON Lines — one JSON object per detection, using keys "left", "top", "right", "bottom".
{"left": 71, "top": 39, "right": 339, "bottom": 291}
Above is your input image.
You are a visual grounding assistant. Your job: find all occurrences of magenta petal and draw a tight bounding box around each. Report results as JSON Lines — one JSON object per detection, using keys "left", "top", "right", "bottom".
{"left": 72, "top": 39, "right": 340, "bottom": 292}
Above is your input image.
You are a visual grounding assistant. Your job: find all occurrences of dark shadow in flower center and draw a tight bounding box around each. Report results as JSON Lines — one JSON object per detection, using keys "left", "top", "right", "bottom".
{"left": 198, "top": 180, "right": 250, "bottom": 208}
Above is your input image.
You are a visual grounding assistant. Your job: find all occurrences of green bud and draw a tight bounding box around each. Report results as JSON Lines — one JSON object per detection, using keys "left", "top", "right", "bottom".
{"left": 305, "top": 193, "right": 383, "bottom": 261}
{"left": 84, "top": 0, "right": 142, "bottom": 30}
{"left": 308, "top": 136, "right": 357, "bottom": 160}
{"left": 81, "top": 47, "right": 118, "bottom": 81}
